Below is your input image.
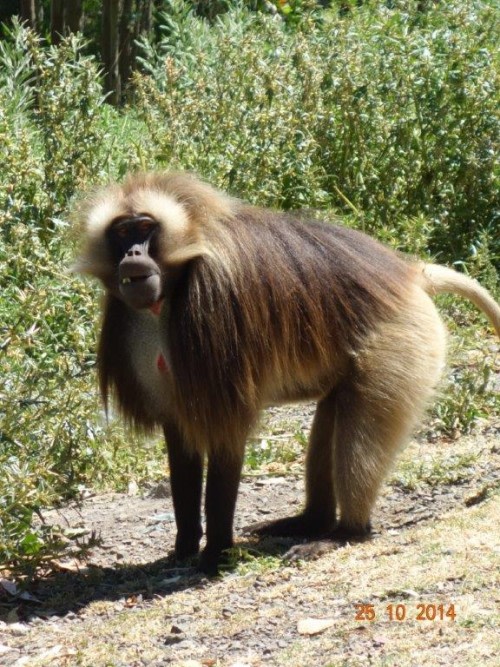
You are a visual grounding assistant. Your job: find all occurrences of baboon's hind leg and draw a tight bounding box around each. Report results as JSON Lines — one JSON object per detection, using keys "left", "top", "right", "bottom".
{"left": 331, "top": 380, "right": 418, "bottom": 538}
{"left": 333, "top": 297, "right": 446, "bottom": 537}
{"left": 246, "top": 390, "right": 337, "bottom": 537}
{"left": 286, "top": 293, "right": 447, "bottom": 560}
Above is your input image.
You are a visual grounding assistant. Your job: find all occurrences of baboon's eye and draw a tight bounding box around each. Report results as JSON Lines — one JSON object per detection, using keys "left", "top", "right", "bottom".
{"left": 109, "top": 215, "right": 158, "bottom": 246}
{"left": 109, "top": 217, "right": 131, "bottom": 239}
{"left": 115, "top": 224, "right": 129, "bottom": 238}
{"left": 138, "top": 219, "right": 155, "bottom": 236}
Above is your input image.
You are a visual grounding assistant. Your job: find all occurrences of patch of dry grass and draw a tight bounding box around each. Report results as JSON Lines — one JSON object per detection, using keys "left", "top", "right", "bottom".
{"left": 3, "top": 471, "right": 498, "bottom": 666}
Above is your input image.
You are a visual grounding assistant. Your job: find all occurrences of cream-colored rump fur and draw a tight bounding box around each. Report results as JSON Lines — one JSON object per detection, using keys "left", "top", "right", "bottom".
{"left": 335, "top": 287, "right": 447, "bottom": 529}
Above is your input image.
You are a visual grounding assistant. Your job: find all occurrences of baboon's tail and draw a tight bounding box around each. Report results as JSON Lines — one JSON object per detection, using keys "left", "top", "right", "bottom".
{"left": 421, "top": 264, "right": 500, "bottom": 338}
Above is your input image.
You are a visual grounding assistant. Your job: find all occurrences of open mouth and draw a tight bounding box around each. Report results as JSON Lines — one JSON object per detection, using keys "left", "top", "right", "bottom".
{"left": 118, "top": 272, "right": 162, "bottom": 310}
{"left": 120, "top": 275, "right": 152, "bottom": 285}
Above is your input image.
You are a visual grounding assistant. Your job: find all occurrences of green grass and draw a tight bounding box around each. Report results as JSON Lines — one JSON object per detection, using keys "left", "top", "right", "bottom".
{"left": 392, "top": 454, "right": 478, "bottom": 491}
{"left": 245, "top": 433, "right": 305, "bottom": 471}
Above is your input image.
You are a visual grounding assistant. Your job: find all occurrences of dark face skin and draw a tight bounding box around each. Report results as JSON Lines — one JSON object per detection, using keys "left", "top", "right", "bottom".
{"left": 107, "top": 216, "right": 163, "bottom": 310}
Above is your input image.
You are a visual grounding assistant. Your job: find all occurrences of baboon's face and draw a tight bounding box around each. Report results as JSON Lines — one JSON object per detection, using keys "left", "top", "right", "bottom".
{"left": 105, "top": 215, "right": 163, "bottom": 310}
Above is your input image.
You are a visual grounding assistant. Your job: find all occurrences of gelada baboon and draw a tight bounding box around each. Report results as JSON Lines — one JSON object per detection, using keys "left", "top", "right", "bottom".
{"left": 74, "top": 172, "right": 500, "bottom": 574}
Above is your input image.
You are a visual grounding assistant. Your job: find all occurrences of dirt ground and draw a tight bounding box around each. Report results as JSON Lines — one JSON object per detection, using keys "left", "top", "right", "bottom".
{"left": 1, "top": 403, "right": 499, "bottom": 667}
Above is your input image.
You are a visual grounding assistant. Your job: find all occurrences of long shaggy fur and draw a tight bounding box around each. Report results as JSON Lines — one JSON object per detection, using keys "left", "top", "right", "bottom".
{"left": 167, "top": 210, "right": 419, "bottom": 452}
{"left": 77, "top": 173, "right": 425, "bottom": 451}
{"left": 75, "top": 171, "right": 500, "bottom": 571}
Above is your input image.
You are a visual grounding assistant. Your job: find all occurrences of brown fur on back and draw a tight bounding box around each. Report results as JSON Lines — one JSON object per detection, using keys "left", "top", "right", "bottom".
{"left": 163, "top": 205, "right": 416, "bottom": 452}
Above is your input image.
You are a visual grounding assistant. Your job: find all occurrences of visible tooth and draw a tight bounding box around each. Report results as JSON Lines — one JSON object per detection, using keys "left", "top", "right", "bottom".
{"left": 121, "top": 277, "right": 131, "bottom": 284}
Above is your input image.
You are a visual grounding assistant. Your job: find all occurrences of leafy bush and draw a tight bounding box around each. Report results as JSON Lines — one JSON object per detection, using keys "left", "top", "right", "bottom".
{"left": 1, "top": 2, "right": 498, "bottom": 575}
{"left": 135, "top": 0, "right": 499, "bottom": 265}
{"left": 0, "top": 24, "right": 163, "bottom": 576}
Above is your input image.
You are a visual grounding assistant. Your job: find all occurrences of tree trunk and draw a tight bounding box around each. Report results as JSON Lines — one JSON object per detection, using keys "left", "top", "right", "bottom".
{"left": 20, "top": 0, "right": 36, "bottom": 28}
{"left": 119, "top": 0, "right": 153, "bottom": 102}
{"left": 65, "top": 0, "right": 83, "bottom": 34}
{"left": 104, "top": 0, "right": 154, "bottom": 105}
{"left": 36, "top": 0, "right": 44, "bottom": 29}
{"left": 119, "top": 0, "right": 135, "bottom": 101}
{"left": 102, "top": 0, "right": 121, "bottom": 105}
{"left": 138, "top": 0, "right": 153, "bottom": 35}
{"left": 50, "top": 0, "right": 65, "bottom": 45}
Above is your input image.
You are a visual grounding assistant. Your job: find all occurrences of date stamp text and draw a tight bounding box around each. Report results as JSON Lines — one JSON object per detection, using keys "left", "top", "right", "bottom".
{"left": 355, "top": 603, "right": 456, "bottom": 622}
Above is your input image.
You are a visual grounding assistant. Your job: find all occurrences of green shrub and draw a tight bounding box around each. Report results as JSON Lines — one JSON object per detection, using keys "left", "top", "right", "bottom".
{"left": 0, "top": 24, "right": 164, "bottom": 576}
{"left": 1, "top": 2, "right": 498, "bottom": 575}
{"left": 135, "top": 0, "right": 499, "bottom": 265}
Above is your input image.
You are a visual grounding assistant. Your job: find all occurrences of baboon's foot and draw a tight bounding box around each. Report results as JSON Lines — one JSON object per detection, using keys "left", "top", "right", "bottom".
{"left": 244, "top": 512, "right": 335, "bottom": 538}
{"left": 174, "top": 532, "right": 201, "bottom": 562}
{"left": 283, "top": 523, "right": 373, "bottom": 562}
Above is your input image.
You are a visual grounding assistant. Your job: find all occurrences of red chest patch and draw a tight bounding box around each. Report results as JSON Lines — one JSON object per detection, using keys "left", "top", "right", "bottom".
{"left": 149, "top": 300, "right": 164, "bottom": 316}
{"left": 157, "top": 353, "right": 168, "bottom": 374}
